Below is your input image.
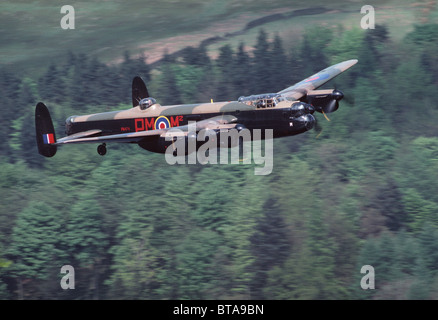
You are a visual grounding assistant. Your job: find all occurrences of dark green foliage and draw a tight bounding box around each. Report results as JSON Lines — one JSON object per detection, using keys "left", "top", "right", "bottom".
{"left": 357, "top": 25, "right": 389, "bottom": 76}
{"left": 157, "top": 64, "right": 183, "bottom": 105}
{"left": 1, "top": 25, "right": 438, "bottom": 299}
{"left": 269, "top": 34, "right": 290, "bottom": 92}
{"left": 62, "top": 192, "right": 108, "bottom": 299}
{"left": 299, "top": 27, "right": 332, "bottom": 75}
{"left": 174, "top": 229, "right": 222, "bottom": 299}
{"left": 216, "top": 45, "right": 236, "bottom": 100}
{"left": 181, "top": 45, "right": 211, "bottom": 67}
{"left": 232, "top": 42, "right": 253, "bottom": 97}
{"left": 6, "top": 202, "right": 64, "bottom": 299}
{"left": 353, "top": 226, "right": 438, "bottom": 300}
{"left": 252, "top": 29, "right": 272, "bottom": 93}
{"left": 406, "top": 24, "right": 438, "bottom": 45}
{"left": 249, "top": 196, "right": 291, "bottom": 299}
{"left": 38, "top": 63, "right": 66, "bottom": 104}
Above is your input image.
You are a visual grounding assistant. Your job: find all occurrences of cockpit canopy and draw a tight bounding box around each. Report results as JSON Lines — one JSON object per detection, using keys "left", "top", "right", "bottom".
{"left": 238, "top": 93, "right": 285, "bottom": 108}
{"left": 139, "top": 97, "right": 157, "bottom": 110}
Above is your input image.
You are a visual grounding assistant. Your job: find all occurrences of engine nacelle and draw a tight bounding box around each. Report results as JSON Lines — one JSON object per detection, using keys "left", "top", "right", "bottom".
{"left": 290, "top": 102, "right": 315, "bottom": 117}
{"left": 215, "top": 125, "right": 248, "bottom": 149}
{"left": 294, "top": 114, "right": 315, "bottom": 131}
{"left": 300, "top": 89, "right": 344, "bottom": 113}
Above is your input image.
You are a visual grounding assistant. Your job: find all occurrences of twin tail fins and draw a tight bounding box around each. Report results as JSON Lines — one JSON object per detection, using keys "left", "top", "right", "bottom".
{"left": 35, "top": 102, "right": 57, "bottom": 157}
{"left": 131, "top": 76, "right": 150, "bottom": 107}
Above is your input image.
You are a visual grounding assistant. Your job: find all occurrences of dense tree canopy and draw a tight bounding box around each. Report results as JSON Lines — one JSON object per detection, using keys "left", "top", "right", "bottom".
{"left": 0, "top": 25, "right": 438, "bottom": 299}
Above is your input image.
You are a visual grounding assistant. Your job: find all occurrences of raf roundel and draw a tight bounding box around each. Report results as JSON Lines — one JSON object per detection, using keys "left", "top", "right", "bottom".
{"left": 304, "top": 73, "right": 330, "bottom": 83}
{"left": 154, "top": 116, "right": 171, "bottom": 130}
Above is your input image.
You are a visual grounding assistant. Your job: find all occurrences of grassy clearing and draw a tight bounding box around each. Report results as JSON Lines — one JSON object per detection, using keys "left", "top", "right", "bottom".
{"left": 0, "top": 0, "right": 430, "bottom": 77}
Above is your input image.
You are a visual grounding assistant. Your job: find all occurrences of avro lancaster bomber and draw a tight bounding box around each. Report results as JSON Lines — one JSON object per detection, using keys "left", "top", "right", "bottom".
{"left": 35, "top": 59, "right": 358, "bottom": 157}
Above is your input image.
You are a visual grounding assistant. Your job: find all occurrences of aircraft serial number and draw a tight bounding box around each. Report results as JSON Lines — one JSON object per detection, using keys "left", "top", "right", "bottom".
{"left": 134, "top": 115, "right": 183, "bottom": 132}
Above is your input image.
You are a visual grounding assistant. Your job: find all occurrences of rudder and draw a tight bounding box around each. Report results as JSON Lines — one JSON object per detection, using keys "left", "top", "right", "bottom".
{"left": 132, "top": 76, "right": 150, "bottom": 107}
{"left": 35, "top": 102, "right": 57, "bottom": 157}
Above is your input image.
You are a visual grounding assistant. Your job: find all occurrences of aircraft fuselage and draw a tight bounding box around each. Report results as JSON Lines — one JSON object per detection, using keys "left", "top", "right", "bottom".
{"left": 66, "top": 99, "right": 315, "bottom": 142}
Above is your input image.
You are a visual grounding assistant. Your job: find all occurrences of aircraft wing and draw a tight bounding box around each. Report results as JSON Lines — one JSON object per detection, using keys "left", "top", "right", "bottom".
{"left": 55, "top": 114, "right": 239, "bottom": 145}
{"left": 278, "top": 59, "right": 358, "bottom": 100}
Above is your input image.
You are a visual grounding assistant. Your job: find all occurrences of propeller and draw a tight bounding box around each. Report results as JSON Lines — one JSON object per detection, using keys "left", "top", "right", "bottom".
{"left": 321, "top": 110, "right": 331, "bottom": 122}
{"left": 314, "top": 116, "right": 323, "bottom": 139}
{"left": 313, "top": 89, "right": 344, "bottom": 138}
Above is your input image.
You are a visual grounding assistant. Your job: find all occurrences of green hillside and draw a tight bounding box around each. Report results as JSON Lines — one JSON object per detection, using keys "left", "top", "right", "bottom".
{"left": 0, "top": 0, "right": 438, "bottom": 301}
{"left": 0, "top": 0, "right": 423, "bottom": 75}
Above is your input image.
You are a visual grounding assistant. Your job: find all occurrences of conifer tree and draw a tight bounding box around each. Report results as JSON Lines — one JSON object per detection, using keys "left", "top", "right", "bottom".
{"left": 232, "top": 42, "right": 253, "bottom": 96}
{"left": 7, "top": 202, "right": 63, "bottom": 299}
{"left": 252, "top": 29, "right": 271, "bottom": 93}
{"left": 216, "top": 44, "right": 235, "bottom": 100}
{"left": 249, "top": 196, "right": 290, "bottom": 299}
{"left": 63, "top": 192, "right": 108, "bottom": 299}
{"left": 159, "top": 64, "right": 183, "bottom": 105}
{"left": 268, "top": 34, "right": 289, "bottom": 92}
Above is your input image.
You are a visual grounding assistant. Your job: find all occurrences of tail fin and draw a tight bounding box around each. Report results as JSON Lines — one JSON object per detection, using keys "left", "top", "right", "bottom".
{"left": 132, "top": 76, "right": 150, "bottom": 107}
{"left": 35, "top": 102, "right": 57, "bottom": 157}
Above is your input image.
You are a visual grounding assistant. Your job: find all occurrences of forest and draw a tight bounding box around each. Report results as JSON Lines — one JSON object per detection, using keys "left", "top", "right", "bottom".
{"left": 0, "top": 22, "right": 438, "bottom": 300}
